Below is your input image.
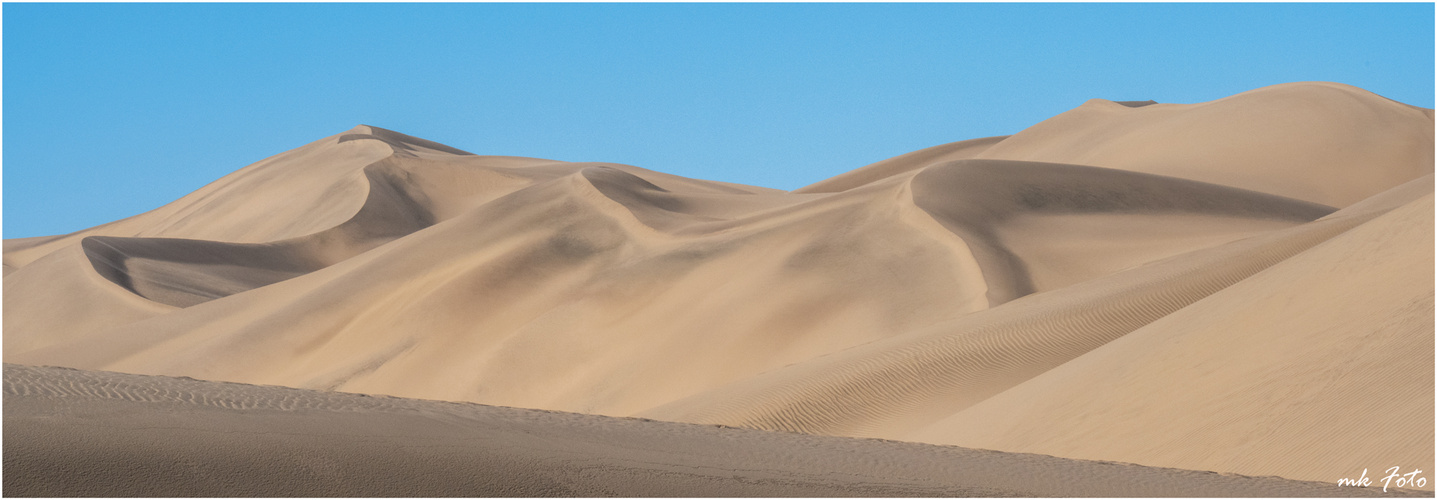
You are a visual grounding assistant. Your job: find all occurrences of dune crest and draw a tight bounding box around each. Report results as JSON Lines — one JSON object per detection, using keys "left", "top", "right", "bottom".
{"left": 976, "top": 82, "right": 1434, "bottom": 207}
{"left": 5, "top": 83, "right": 1432, "bottom": 493}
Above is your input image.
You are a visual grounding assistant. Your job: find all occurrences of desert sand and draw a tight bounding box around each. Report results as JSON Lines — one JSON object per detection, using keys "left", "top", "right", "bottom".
{"left": 4, "top": 81, "right": 1433, "bottom": 496}
{"left": 7, "top": 364, "right": 1426, "bottom": 497}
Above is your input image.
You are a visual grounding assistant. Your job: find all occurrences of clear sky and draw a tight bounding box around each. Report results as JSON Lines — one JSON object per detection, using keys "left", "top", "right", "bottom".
{"left": 4, "top": 2, "right": 1433, "bottom": 238}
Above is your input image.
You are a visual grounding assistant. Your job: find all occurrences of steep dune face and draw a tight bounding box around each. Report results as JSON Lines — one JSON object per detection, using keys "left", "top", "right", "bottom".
{"left": 71, "top": 156, "right": 522, "bottom": 308}
{"left": 4, "top": 127, "right": 539, "bottom": 349}
{"left": 5, "top": 82, "right": 1432, "bottom": 490}
{"left": 976, "top": 82, "right": 1434, "bottom": 207}
{"left": 908, "top": 158, "right": 1333, "bottom": 303}
{"left": 2, "top": 126, "right": 393, "bottom": 270}
{"left": 641, "top": 203, "right": 1375, "bottom": 438}
{"left": 913, "top": 186, "right": 1434, "bottom": 485}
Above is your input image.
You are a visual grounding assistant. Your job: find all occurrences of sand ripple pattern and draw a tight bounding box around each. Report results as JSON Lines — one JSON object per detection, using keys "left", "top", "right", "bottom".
{"left": 5, "top": 363, "right": 1420, "bottom": 497}
{"left": 3, "top": 364, "right": 415, "bottom": 415}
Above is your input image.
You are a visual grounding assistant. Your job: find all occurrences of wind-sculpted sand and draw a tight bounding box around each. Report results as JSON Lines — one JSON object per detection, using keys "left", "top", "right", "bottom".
{"left": 6, "top": 364, "right": 1427, "bottom": 497}
{"left": 641, "top": 201, "right": 1374, "bottom": 435}
{"left": 914, "top": 185, "right": 1435, "bottom": 484}
{"left": 4, "top": 81, "right": 1432, "bottom": 496}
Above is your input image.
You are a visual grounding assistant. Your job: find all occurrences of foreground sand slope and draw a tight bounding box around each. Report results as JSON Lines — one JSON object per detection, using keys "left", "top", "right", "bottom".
{"left": 5, "top": 364, "right": 1422, "bottom": 497}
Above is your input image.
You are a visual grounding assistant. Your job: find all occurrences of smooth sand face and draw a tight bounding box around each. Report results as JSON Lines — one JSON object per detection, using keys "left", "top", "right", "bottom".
{"left": 912, "top": 187, "right": 1435, "bottom": 485}
{"left": 4, "top": 81, "right": 1433, "bottom": 495}
{"left": 975, "top": 82, "right": 1435, "bottom": 207}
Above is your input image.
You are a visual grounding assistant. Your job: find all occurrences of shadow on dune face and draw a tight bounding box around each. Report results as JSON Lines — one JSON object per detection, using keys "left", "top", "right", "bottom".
{"left": 1114, "top": 100, "right": 1158, "bottom": 107}
{"left": 80, "top": 236, "right": 326, "bottom": 308}
{"left": 76, "top": 160, "right": 442, "bottom": 308}
{"left": 338, "top": 124, "right": 476, "bottom": 156}
{"left": 909, "top": 158, "right": 1335, "bottom": 303}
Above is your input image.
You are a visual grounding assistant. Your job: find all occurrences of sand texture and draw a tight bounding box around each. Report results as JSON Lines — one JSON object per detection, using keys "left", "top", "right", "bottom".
{"left": 4, "top": 81, "right": 1433, "bottom": 495}
{"left": 6, "top": 364, "right": 1429, "bottom": 497}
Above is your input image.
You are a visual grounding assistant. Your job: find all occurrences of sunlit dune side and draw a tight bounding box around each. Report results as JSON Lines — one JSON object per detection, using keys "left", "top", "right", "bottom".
{"left": 2, "top": 243, "right": 177, "bottom": 354}
{"left": 3, "top": 81, "right": 1432, "bottom": 495}
{"left": 5, "top": 158, "right": 1001, "bottom": 415}
{"left": 2, "top": 126, "right": 396, "bottom": 270}
{"left": 640, "top": 190, "right": 1374, "bottom": 437}
{"left": 976, "top": 82, "right": 1434, "bottom": 207}
{"left": 645, "top": 176, "right": 1433, "bottom": 487}
{"left": 3, "top": 127, "right": 552, "bottom": 350}
{"left": 5, "top": 364, "right": 1423, "bottom": 497}
{"left": 913, "top": 180, "right": 1435, "bottom": 486}
{"left": 907, "top": 158, "right": 1333, "bottom": 302}
{"left": 791, "top": 135, "right": 1008, "bottom": 194}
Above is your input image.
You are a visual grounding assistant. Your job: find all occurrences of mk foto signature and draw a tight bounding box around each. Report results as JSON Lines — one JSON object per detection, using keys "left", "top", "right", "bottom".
{"left": 1337, "top": 467, "right": 1427, "bottom": 492}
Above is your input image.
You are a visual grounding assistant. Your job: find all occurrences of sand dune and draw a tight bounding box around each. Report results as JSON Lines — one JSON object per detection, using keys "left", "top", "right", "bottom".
{"left": 7, "top": 364, "right": 1423, "bottom": 497}
{"left": 641, "top": 194, "right": 1377, "bottom": 436}
{"left": 912, "top": 182, "right": 1434, "bottom": 485}
{"left": 792, "top": 135, "right": 1008, "bottom": 194}
{"left": 908, "top": 158, "right": 1333, "bottom": 302}
{"left": 4, "top": 126, "right": 391, "bottom": 270}
{"left": 4, "top": 82, "right": 1432, "bottom": 495}
{"left": 976, "top": 82, "right": 1434, "bottom": 206}
{"left": 5, "top": 155, "right": 1332, "bottom": 416}
{"left": 7, "top": 161, "right": 991, "bottom": 413}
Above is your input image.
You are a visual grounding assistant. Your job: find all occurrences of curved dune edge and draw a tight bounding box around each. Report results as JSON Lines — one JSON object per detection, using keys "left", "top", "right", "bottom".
{"left": 6, "top": 155, "right": 1335, "bottom": 416}
{"left": 2, "top": 127, "right": 390, "bottom": 271}
{"left": 5, "top": 364, "right": 1424, "bottom": 497}
{"left": 6, "top": 165, "right": 997, "bottom": 415}
{"left": 640, "top": 204, "right": 1371, "bottom": 436}
{"left": 914, "top": 187, "right": 1435, "bottom": 487}
{"left": 2, "top": 244, "right": 178, "bottom": 355}
{"left": 791, "top": 135, "right": 1009, "bottom": 194}
{"left": 642, "top": 176, "right": 1433, "bottom": 487}
{"left": 74, "top": 156, "right": 490, "bottom": 308}
{"left": 908, "top": 158, "right": 1334, "bottom": 304}
{"left": 3, "top": 124, "right": 501, "bottom": 273}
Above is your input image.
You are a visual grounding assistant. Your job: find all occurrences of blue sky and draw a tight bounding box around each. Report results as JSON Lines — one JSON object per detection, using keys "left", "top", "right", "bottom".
{"left": 4, "top": 3, "right": 1433, "bottom": 238}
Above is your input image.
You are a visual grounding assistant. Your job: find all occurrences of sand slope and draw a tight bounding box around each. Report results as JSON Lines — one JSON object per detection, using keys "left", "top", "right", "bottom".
{"left": 4, "top": 81, "right": 1431, "bottom": 492}
{"left": 792, "top": 135, "right": 1008, "bottom": 194}
{"left": 4, "top": 126, "right": 395, "bottom": 269}
{"left": 644, "top": 176, "right": 1432, "bottom": 486}
{"left": 641, "top": 194, "right": 1375, "bottom": 436}
{"left": 913, "top": 184, "right": 1435, "bottom": 485}
{"left": 6, "top": 364, "right": 1422, "bottom": 497}
{"left": 976, "top": 82, "right": 1434, "bottom": 206}
{"left": 4, "top": 156, "right": 1330, "bottom": 416}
